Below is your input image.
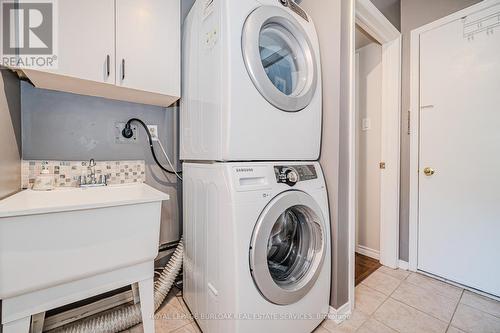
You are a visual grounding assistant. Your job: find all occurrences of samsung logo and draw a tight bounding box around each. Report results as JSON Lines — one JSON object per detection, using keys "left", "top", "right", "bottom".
{"left": 236, "top": 168, "right": 254, "bottom": 173}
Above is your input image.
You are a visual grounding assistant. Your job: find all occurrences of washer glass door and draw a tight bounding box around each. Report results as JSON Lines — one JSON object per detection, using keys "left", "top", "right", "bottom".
{"left": 250, "top": 191, "right": 326, "bottom": 305}
{"left": 242, "top": 6, "right": 318, "bottom": 112}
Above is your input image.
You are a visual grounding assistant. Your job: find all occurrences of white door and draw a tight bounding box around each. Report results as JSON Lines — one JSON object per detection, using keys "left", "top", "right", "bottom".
{"left": 418, "top": 4, "right": 500, "bottom": 297}
{"left": 51, "top": 0, "right": 115, "bottom": 84}
{"left": 116, "top": 0, "right": 180, "bottom": 96}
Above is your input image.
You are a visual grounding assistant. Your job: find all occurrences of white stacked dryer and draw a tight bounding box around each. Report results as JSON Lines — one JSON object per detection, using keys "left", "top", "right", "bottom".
{"left": 181, "top": 0, "right": 322, "bottom": 161}
{"left": 181, "top": 1, "right": 330, "bottom": 332}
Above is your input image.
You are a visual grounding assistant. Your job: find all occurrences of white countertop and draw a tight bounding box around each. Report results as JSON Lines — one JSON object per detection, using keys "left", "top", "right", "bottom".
{"left": 0, "top": 183, "right": 169, "bottom": 218}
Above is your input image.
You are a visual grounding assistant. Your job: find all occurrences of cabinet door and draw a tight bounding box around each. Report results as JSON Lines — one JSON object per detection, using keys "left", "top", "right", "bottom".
{"left": 51, "top": 0, "right": 115, "bottom": 84}
{"left": 116, "top": 0, "right": 180, "bottom": 96}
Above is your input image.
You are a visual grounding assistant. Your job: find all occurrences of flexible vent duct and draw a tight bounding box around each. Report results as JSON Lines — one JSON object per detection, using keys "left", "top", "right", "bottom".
{"left": 50, "top": 240, "right": 184, "bottom": 333}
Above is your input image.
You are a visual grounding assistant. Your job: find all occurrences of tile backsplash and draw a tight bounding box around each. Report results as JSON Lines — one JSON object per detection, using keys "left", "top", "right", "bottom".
{"left": 22, "top": 160, "right": 146, "bottom": 189}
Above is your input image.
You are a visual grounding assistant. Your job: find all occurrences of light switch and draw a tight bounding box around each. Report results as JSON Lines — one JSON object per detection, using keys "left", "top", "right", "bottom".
{"left": 361, "top": 118, "right": 371, "bottom": 131}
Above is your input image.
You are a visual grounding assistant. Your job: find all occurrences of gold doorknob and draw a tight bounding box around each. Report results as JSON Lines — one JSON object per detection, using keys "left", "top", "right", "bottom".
{"left": 424, "top": 167, "right": 435, "bottom": 176}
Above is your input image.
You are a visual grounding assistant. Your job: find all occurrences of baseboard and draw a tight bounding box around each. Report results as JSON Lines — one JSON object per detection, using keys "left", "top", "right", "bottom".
{"left": 398, "top": 260, "right": 409, "bottom": 270}
{"left": 355, "top": 245, "right": 380, "bottom": 260}
{"left": 328, "top": 302, "right": 352, "bottom": 324}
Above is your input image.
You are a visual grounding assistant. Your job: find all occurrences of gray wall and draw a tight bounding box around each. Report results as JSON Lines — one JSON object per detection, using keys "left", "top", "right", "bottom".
{"left": 21, "top": 82, "right": 181, "bottom": 245}
{"left": 337, "top": 0, "right": 354, "bottom": 309}
{"left": 301, "top": 0, "right": 351, "bottom": 309}
{"left": 181, "top": 0, "right": 196, "bottom": 23}
{"left": 0, "top": 68, "right": 22, "bottom": 200}
{"left": 371, "top": 0, "right": 401, "bottom": 30}
{"left": 398, "top": 0, "right": 482, "bottom": 260}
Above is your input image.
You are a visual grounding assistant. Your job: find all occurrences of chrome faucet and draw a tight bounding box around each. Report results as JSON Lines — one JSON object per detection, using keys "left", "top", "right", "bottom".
{"left": 78, "top": 159, "right": 107, "bottom": 187}
{"left": 89, "top": 159, "right": 96, "bottom": 183}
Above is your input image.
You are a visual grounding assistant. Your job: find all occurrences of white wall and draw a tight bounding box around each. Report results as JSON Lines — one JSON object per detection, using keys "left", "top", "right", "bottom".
{"left": 355, "top": 42, "right": 382, "bottom": 255}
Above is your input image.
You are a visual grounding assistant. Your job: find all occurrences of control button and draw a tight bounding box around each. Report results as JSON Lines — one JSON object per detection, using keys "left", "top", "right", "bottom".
{"left": 287, "top": 170, "right": 298, "bottom": 183}
{"left": 285, "top": 169, "right": 299, "bottom": 186}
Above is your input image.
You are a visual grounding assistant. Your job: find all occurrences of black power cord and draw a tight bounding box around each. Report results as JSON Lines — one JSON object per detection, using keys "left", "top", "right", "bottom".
{"left": 122, "top": 118, "right": 181, "bottom": 175}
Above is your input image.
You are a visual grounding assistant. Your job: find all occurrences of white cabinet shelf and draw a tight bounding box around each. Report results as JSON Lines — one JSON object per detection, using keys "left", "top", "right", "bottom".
{"left": 10, "top": 0, "right": 180, "bottom": 107}
{"left": 116, "top": 0, "right": 180, "bottom": 97}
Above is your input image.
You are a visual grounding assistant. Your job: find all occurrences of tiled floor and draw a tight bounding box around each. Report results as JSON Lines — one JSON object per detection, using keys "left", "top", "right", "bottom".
{"left": 121, "top": 267, "right": 500, "bottom": 333}
{"left": 315, "top": 266, "right": 500, "bottom": 333}
{"left": 120, "top": 288, "right": 201, "bottom": 333}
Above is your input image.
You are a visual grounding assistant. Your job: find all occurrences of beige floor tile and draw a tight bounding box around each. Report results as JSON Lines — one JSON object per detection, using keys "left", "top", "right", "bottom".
{"left": 314, "top": 325, "right": 331, "bottom": 333}
{"left": 374, "top": 298, "right": 448, "bottom": 333}
{"left": 447, "top": 327, "right": 466, "bottom": 333}
{"left": 322, "top": 310, "right": 369, "bottom": 333}
{"left": 460, "top": 290, "right": 500, "bottom": 318}
{"left": 355, "top": 284, "right": 388, "bottom": 315}
{"left": 406, "top": 273, "right": 463, "bottom": 301}
{"left": 451, "top": 303, "right": 500, "bottom": 333}
{"left": 154, "top": 297, "right": 193, "bottom": 332}
{"left": 377, "top": 266, "right": 411, "bottom": 281}
{"left": 170, "top": 322, "right": 202, "bottom": 333}
{"left": 177, "top": 296, "right": 195, "bottom": 322}
{"left": 357, "top": 318, "right": 398, "bottom": 333}
{"left": 361, "top": 271, "right": 402, "bottom": 296}
{"left": 391, "top": 281, "right": 459, "bottom": 322}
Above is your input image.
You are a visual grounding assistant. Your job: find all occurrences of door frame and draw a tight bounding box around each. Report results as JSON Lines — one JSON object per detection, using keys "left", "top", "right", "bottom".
{"left": 408, "top": 0, "right": 497, "bottom": 271}
{"left": 349, "top": 0, "right": 401, "bottom": 310}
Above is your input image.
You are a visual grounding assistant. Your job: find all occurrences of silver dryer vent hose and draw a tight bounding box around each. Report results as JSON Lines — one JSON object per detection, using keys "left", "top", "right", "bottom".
{"left": 51, "top": 239, "right": 184, "bottom": 333}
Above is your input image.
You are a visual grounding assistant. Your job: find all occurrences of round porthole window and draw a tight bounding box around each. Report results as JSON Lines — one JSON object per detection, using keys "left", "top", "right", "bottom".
{"left": 250, "top": 191, "right": 326, "bottom": 305}
{"left": 242, "top": 6, "right": 318, "bottom": 112}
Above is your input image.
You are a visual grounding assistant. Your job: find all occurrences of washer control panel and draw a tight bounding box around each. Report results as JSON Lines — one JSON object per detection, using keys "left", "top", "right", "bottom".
{"left": 274, "top": 165, "right": 318, "bottom": 186}
{"left": 278, "top": 0, "right": 309, "bottom": 22}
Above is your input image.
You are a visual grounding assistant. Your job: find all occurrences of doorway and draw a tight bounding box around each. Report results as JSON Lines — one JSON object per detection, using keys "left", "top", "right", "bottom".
{"left": 348, "top": 0, "right": 402, "bottom": 310}
{"left": 355, "top": 26, "right": 383, "bottom": 284}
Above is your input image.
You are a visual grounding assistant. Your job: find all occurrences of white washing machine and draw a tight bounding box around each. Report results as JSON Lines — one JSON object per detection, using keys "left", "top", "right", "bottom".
{"left": 183, "top": 162, "right": 331, "bottom": 333}
{"left": 181, "top": 0, "right": 322, "bottom": 161}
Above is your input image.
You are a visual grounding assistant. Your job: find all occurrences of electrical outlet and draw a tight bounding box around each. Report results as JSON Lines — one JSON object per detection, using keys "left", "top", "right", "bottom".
{"left": 147, "top": 125, "right": 159, "bottom": 141}
{"left": 115, "top": 122, "right": 138, "bottom": 144}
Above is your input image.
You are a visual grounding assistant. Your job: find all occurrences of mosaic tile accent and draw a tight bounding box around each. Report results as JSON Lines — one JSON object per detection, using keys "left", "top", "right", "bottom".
{"left": 22, "top": 160, "right": 146, "bottom": 189}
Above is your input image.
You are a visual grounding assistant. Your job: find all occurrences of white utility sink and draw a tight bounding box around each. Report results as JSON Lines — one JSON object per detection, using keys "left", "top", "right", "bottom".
{"left": 0, "top": 183, "right": 169, "bottom": 333}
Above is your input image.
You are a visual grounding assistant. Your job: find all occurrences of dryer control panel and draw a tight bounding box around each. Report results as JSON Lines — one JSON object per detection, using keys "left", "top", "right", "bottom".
{"left": 274, "top": 165, "right": 317, "bottom": 186}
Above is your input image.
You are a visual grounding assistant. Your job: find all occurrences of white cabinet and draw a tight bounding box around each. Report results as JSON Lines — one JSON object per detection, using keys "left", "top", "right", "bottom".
{"left": 116, "top": 0, "right": 180, "bottom": 96}
{"left": 49, "top": 0, "right": 115, "bottom": 84}
{"left": 11, "top": 0, "right": 180, "bottom": 107}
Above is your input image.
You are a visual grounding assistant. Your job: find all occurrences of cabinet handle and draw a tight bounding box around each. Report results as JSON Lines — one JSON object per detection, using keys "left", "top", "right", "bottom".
{"left": 106, "top": 55, "right": 110, "bottom": 77}
{"left": 122, "top": 59, "right": 125, "bottom": 81}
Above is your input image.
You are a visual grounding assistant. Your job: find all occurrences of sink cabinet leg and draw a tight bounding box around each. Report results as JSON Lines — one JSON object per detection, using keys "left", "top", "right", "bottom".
{"left": 132, "top": 282, "right": 141, "bottom": 304}
{"left": 138, "top": 277, "right": 155, "bottom": 333}
{"left": 3, "top": 316, "right": 30, "bottom": 333}
{"left": 31, "top": 312, "right": 45, "bottom": 333}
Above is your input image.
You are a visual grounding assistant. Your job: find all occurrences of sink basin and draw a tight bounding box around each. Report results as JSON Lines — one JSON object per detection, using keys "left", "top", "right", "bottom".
{"left": 0, "top": 183, "right": 169, "bottom": 299}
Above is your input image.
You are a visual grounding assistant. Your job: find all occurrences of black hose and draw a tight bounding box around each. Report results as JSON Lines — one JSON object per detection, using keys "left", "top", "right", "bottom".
{"left": 123, "top": 118, "right": 181, "bottom": 175}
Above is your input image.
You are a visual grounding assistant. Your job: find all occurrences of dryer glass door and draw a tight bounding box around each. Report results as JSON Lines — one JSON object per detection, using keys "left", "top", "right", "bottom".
{"left": 242, "top": 6, "right": 318, "bottom": 112}
{"left": 250, "top": 191, "right": 326, "bottom": 305}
